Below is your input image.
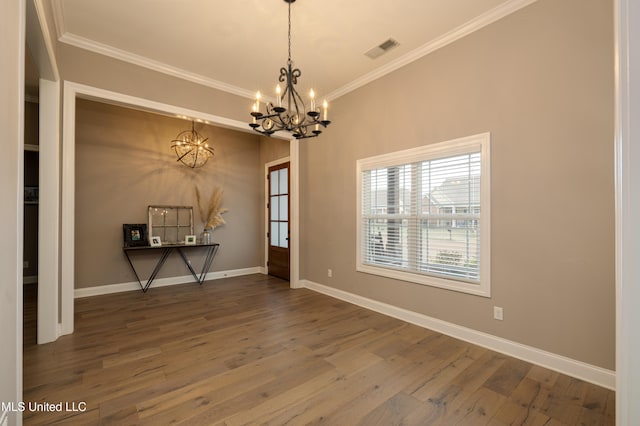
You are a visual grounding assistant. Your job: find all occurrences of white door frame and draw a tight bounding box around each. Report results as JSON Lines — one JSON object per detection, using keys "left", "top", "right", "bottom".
{"left": 37, "top": 79, "right": 60, "bottom": 343}
{"left": 264, "top": 157, "right": 291, "bottom": 277}
{"left": 614, "top": 0, "right": 639, "bottom": 423}
{"left": 26, "top": 0, "right": 62, "bottom": 345}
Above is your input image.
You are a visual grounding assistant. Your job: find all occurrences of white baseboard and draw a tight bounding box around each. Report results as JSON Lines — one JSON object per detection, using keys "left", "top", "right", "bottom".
{"left": 301, "top": 280, "right": 615, "bottom": 390}
{"left": 74, "top": 267, "right": 264, "bottom": 298}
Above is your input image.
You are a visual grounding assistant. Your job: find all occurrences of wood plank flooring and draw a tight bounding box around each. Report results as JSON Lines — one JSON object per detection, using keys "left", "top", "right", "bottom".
{"left": 22, "top": 276, "right": 615, "bottom": 425}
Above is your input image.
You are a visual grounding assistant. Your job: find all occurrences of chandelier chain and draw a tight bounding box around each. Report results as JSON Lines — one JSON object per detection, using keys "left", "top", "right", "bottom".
{"left": 287, "top": 0, "right": 292, "bottom": 63}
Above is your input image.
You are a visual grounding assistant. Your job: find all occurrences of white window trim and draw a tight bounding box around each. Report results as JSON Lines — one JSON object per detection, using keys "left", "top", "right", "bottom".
{"left": 356, "top": 132, "right": 491, "bottom": 297}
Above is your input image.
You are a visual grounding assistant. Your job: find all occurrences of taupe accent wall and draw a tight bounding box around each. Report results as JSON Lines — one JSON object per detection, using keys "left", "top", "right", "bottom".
{"left": 300, "top": 0, "right": 615, "bottom": 369}
{"left": 74, "top": 99, "right": 263, "bottom": 288}
{"left": 260, "top": 136, "right": 290, "bottom": 166}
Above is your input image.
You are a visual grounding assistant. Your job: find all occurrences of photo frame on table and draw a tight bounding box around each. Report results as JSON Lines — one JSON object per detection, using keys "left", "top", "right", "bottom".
{"left": 185, "top": 235, "right": 196, "bottom": 245}
{"left": 150, "top": 236, "right": 162, "bottom": 247}
{"left": 123, "top": 224, "right": 149, "bottom": 247}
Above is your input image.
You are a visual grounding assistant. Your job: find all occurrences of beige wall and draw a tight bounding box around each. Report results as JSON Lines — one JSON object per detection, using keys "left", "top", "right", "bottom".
{"left": 260, "top": 136, "right": 290, "bottom": 166}
{"left": 300, "top": 0, "right": 615, "bottom": 369}
{"left": 74, "top": 99, "right": 262, "bottom": 288}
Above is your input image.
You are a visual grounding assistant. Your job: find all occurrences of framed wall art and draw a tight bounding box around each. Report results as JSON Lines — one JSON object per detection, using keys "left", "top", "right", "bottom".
{"left": 123, "top": 223, "right": 149, "bottom": 247}
{"left": 148, "top": 205, "right": 194, "bottom": 244}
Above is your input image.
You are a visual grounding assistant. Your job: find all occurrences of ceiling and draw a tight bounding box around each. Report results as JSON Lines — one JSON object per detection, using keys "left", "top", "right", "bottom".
{"left": 50, "top": 0, "right": 536, "bottom": 102}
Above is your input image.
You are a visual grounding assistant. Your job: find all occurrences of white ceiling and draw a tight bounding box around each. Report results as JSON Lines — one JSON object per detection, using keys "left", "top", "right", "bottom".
{"left": 52, "top": 0, "right": 537, "bottom": 101}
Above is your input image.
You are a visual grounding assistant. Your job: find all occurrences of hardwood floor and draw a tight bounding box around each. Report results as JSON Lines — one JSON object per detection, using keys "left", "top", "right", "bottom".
{"left": 22, "top": 276, "right": 615, "bottom": 425}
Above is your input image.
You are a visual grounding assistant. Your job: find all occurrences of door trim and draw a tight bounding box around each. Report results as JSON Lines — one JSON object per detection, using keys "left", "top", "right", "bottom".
{"left": 264, "top": 157, "right": 291, "bottom": 276}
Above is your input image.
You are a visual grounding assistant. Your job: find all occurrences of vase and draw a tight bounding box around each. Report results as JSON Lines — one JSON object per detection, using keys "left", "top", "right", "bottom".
{"left": 202, "top": 228, "right": 212, "bottom": 245}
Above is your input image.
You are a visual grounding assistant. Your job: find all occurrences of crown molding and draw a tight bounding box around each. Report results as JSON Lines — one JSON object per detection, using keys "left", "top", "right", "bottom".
{"left": 29, "top": 0, "right": 60, "bottom": 81}
{"left": 58, "top": 31, "right": 256, "bottom": 100}
{"left": 53, "top": 0, "right": 538, "bottom": 103}
{"left": 50, "top": 0, "right": 64, "bottom": 40}
{"left": 325, "top": 0, "right": 539, "bottom": 101}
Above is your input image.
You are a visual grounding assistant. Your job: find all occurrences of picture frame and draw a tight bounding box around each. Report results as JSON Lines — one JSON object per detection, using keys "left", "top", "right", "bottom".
{"left": 150, "top": 236, "right": 162, "bottom": 247}
{"left": 123, "top": 224, "right": 149, "bottom": 247}
{"left": 148, "top": 205, "right": 194, "bottom": 245}
{"left": 185, "top": 235, "right": 196, "bottom": 245}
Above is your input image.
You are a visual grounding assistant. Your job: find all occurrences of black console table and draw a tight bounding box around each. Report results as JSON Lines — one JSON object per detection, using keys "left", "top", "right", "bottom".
{"left": 123, "top": 243, "right": 220, "bottom": 292}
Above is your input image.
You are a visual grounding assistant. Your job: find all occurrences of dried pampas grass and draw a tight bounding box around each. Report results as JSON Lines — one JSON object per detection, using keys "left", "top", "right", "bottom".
{"left": 195, "top": 186, "right": 228, "bottom": 229}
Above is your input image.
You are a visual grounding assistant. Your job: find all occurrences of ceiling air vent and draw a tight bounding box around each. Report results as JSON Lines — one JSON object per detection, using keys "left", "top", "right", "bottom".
{"left": 365, "top": 38, "right": 400, "bottom": 59}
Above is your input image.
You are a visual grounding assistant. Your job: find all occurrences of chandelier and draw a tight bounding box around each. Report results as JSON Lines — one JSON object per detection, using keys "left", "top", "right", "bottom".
{"left": 249, "top": 0, "right": 331, "bottom": 139}
{"left": 170, "top": 121, "right": 214, "bottom": 168}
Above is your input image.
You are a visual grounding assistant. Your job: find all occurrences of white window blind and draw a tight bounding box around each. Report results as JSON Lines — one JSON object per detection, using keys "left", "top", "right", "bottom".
{"left": 357, "top": 133, "right": 491, "bottom": 297}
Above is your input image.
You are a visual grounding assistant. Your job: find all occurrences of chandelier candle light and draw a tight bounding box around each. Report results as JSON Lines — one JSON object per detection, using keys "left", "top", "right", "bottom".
{"left": 249, "top": 0, "right": 331, "bottom": 139}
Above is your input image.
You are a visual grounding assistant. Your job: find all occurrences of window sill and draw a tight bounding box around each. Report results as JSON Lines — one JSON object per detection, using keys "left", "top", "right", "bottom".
{"left": 356, "top": 263, "right": 491, "bottom": 297}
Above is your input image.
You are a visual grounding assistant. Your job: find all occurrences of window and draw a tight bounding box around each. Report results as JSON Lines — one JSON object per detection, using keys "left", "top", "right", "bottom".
{"left": 148, "top": 205, "right": 194, "bottom": 244}
{"left": 357, "top": 133, "right": 491, "bottom": 297}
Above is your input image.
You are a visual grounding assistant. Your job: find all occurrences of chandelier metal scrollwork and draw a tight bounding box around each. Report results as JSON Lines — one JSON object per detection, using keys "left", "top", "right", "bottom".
{"left": 249, "top": 0, "right": 331, "bottom": 139}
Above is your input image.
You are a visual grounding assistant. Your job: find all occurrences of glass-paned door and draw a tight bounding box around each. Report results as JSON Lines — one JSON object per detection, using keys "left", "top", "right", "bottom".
{"left": 268, "top": 162, "right": 290, "bottom": 280}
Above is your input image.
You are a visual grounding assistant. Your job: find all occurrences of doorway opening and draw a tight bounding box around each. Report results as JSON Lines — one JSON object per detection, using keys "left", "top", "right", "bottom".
{"left": 24, "top": 47, "right": 40, "bottom": 346}
{"left": 23, "top": 144, "right": 39, "bottom": 347}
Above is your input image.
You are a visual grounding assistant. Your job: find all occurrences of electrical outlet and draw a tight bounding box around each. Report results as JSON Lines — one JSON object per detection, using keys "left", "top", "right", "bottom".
{"left": 493, "top": 306, "right": 504, "bottom": 321}
{"left": 327, "top": 269, "right": 333, "bottom": 278}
